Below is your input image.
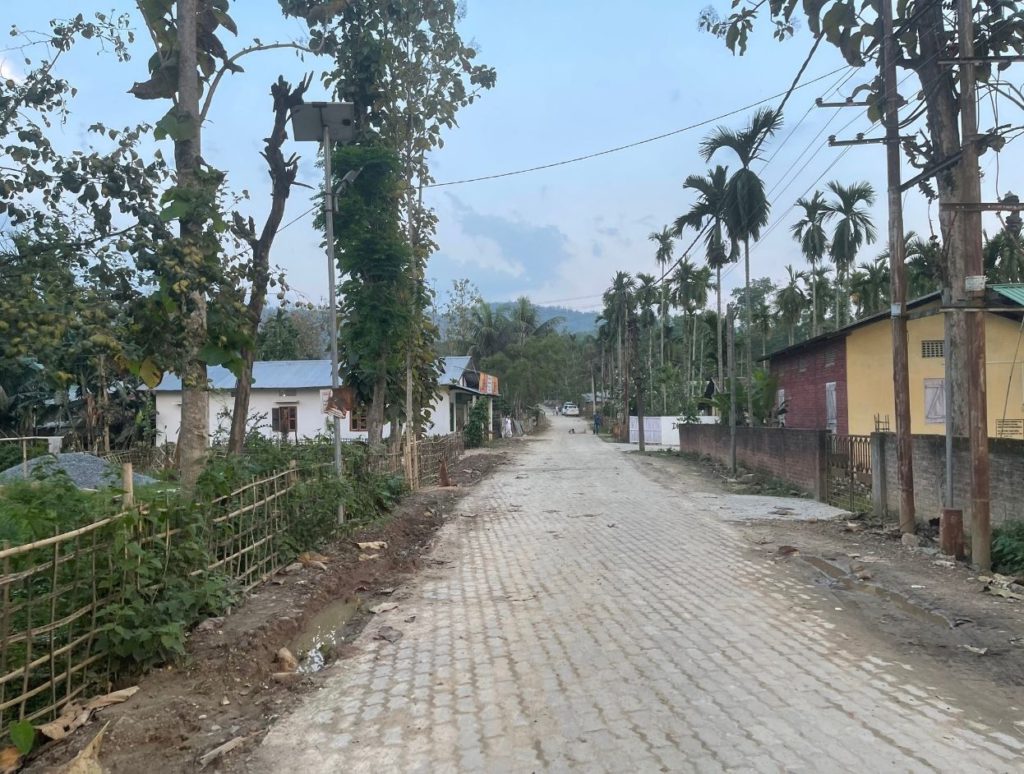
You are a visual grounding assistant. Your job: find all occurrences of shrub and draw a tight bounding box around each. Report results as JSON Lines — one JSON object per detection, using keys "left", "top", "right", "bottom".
{"left": 464, "top": 400, "right": 490, "bottom": 448}
{"left": 992, "top": 521, "right": 1024, "bottom": 576}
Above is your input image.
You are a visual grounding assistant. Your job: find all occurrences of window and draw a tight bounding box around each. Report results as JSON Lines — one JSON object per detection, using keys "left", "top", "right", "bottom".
{"left": 924, "top": 378, "right": 945, "bottom": 424}
{"left": 271, "top": 405, "right": 297, "bottom": 434}
{"left": 278, "top": 389, "right": 298, "bottom": 397}
{"left": 351, "top": 405, "right": 369, "bottom": 432}
{"left": 824, "top": 349, "right": 836, "bottom": 367}
{"left": 921, "top": 340, "right": 944, "bottom": 358}
{"left": 825, "top": 382, "right": 837, "bottom": 433}
{"left": 799, "top": 357, "right": 808, "bottom": 373}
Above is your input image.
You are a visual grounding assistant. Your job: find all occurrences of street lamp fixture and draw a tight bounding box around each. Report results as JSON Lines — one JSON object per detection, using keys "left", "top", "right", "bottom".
{"left": 290, "top": 101, "right": 356, "bottom": 477}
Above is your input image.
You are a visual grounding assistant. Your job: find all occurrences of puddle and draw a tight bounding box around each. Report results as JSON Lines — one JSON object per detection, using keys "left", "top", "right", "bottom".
{"left": 290, "top": 597, "right": 361, "bottom": 673}
{"left": 799, "top": 556, "right": 955, "bottom": 629}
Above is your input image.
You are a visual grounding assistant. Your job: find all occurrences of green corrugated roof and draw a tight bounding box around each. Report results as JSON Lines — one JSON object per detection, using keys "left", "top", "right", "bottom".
{"left": 992, "top": 284, "right": 1024, "bottom": 306}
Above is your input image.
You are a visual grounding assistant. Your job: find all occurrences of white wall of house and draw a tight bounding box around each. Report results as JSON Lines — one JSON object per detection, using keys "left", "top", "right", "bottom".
{"left": 425, "top": 391, "right": 453, "bottom": 436}
{"left": 155, "top": 388, "right": 393, "bottom": 444}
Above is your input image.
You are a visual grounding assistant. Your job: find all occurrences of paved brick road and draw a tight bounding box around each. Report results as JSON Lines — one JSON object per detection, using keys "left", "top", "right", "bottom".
{"left": 252, "top": 418, "right": 1024, "bottom": 772}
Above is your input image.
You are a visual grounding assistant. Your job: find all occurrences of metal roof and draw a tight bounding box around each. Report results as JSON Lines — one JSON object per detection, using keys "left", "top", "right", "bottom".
{"left": 154, "top": 360, "right": 335, "bottom": 391}
{"left": 439, "top": 356, "right": 473, "bottom": 385}
{"left": 992, "top": 284, "right": 1024, "bottom": 306}
{"left": 154, "top": 357, "right": 472, "bottom": 392}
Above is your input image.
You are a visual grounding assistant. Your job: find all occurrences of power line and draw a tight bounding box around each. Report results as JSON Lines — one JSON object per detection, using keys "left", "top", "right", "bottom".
{"left": 424, "top": 66, "right": 850, "bottom": 189}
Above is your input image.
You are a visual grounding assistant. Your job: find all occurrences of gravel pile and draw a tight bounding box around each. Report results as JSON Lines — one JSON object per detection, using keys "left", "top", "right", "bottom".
{"left": 0, "top": 452, "right": 157, "bottom": 490}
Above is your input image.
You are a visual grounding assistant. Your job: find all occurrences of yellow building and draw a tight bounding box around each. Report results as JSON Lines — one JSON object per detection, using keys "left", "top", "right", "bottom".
{"left": 769, "top": 286, "right": 1024, "bottom": 438}
{"left": 847, "top": 287, "right": 1024, "bottom": 437}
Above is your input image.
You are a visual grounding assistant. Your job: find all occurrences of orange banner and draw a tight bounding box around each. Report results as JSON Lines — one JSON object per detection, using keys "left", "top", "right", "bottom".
{"left": 478, "top": 373, "right": 499, "bottom": 395}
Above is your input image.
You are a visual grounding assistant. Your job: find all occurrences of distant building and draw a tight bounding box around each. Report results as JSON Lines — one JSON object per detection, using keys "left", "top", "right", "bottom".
{"left": 152, "top": 356, "right": 498, "bottom": 444}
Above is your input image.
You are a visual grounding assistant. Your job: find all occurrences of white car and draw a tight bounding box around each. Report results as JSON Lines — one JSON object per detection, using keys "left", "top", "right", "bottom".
{"left": 562, "top": 402, "right": 580, "bottom": 416}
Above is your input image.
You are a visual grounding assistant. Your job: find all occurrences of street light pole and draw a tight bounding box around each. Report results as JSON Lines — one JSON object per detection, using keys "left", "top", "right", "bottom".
{"left": 290, "top": 101, "right": 355, "bottom": 479}
{"left": 322, "top": 123, "right": 343, "bottom": 477}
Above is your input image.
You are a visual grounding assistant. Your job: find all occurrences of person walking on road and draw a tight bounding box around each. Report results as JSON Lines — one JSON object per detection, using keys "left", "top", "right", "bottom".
{"left": 593, "top": 412, "right": 602, "bottom": 435}
{"left": 503, "top": 415, "right": 513, "bottom": 438}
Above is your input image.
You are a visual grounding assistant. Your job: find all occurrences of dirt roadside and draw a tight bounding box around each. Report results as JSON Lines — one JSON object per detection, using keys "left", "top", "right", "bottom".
{"left": 630, "top": 449, "right": 1024, "bottom": 695}
{"left": 23, "top": 447, "right": 511, "bottom": 774}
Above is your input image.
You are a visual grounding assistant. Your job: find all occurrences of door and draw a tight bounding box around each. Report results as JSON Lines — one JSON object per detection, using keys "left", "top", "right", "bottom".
{"left": 924, "top": 378, "right": 945, "bottom": 425}
{"left": 825, "top": 382, "right": 837, "bottom": 433}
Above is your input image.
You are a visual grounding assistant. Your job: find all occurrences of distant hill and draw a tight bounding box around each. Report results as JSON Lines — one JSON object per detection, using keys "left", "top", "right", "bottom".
{"left": 490, "top": 303, "right": 598, "bottom": 336}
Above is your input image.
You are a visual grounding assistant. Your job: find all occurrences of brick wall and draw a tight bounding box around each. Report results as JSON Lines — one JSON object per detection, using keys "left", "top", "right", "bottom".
{"left": 878, "top": 433, "right": 1024, "bottom": 526}
{"left": 678, "top": 424, "right": 827, "bottom": 498}
{"left": 771, "top": 339, "right": 848, "bottom": 434}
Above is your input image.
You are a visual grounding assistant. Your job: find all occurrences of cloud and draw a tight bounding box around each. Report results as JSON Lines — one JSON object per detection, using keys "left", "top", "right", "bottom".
{"left": 429, "top": 194, "right": 575, "bottom": 300}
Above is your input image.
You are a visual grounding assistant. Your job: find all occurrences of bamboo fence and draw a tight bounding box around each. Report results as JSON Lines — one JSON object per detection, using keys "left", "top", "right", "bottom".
{"left": 0, "top": 464, "right": 316, "bottom": 734}
{"left": 0, "top": 433, "right": 464, "bottom": 735}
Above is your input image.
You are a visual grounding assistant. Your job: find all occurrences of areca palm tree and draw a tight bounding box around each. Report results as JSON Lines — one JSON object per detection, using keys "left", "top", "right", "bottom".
{"left": 791, "top": 190, "right": 829, "bottom": 336}
{"left": 671, "top": 260, "right": 711, "bottom": 395}
{"left": 648, "top": 227, "right": 675, "bottom": 367}
{"left": 676, "top": 164, "right": 736, "bottom": 390}
{"left": 700, "top": 107, "right": 783, "bottom": 421}
{"left": 602, "top": 272, "right": 636, "bottom": 432}
{"left": 635, "top": 272, "right": 660, "bottom": 408}
{"left": 825, "top": 180, "right": 877, "bottom": 327}
{"left": 849, "top": 257, "right": 890, "bottom": 318}
{"left": 775, "top": 265, "right": 807, "bottom": 345}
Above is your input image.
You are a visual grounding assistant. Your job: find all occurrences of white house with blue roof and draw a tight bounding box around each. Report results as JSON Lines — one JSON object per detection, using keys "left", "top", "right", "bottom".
{"left": 152, "top": 356, "right": 495, "bottom": 445}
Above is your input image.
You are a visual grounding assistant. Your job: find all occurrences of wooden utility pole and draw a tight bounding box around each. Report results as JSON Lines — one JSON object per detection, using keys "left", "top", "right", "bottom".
{"left": 881, "top": 0, "right": 916, "bottom": 534}
{"left": 957, "top": 0, "right": 992, "bottom": 570}
{"left": 727, "top": 306, "right": 737, "bottom": 475}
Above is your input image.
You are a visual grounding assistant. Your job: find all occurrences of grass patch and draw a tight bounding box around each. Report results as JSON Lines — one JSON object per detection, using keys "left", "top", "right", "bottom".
{"left": 992, "top": 521, "right": 1024, "bottom": 576}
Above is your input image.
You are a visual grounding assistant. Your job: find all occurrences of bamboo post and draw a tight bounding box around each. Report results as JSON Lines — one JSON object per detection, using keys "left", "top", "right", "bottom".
{"left": 122, "top": 463, "right": 134, "bottom": 508}
{"left": 22, "top": 438, "right": 28, "bottom": 478}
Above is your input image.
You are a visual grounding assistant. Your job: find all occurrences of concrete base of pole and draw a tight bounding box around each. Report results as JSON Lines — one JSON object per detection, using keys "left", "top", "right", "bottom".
{"left": 940, "top": 508, "right": 965, "bottom": 560}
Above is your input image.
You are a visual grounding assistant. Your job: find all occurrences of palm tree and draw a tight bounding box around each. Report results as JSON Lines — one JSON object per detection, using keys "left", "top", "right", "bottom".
{"left": 671, "top": 260, "right": 711, "bottom": 396}
{"left": 602, "top": 272, "right": 636, "bottom": 433}
{"left": 700, "top": 107, "right": 783, "bottom": 421}
{"left": 648, "top": 227, "right": 675, "bottom": 367}
{"left": 635, "top": 272, "right": 659, "bottom": 416}
{"left": 825, "top": 180, "right": 877, "bottom": 327}
{"left": 791, "top": 190, "right": 830, "bottom": 336}
{"left": 775, "top": 265, "right": 807, "bottom": 345}
{"left": 676, "top": 164, "right": 736, "bottom": 391}
{"left": 849, "top": 257, "right": 890, "bottom": 318}
{"left": 468, "top": 301, "right": 507, "bottom": 359}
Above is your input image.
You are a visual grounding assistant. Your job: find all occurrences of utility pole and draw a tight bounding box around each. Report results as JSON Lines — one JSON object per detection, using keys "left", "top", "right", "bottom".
{"left": 881, "top": 0, "right": 916, "bottom": 534}
{"left": 956, "top": 0, "right": 991, "bottom": 570}
{"left": 727, "top": 305, "right": 737, "bottom": 475}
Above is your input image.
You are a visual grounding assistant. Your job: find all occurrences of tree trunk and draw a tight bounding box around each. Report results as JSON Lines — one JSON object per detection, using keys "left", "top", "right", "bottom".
{"left": 228, "top": 78, "right": 309, "bottom": 454}
{"left": 743, "top": 238, "right": 754, "bottom": 424}
{"left": 716, "top": 266, "right": 724, "bottom": 390}
{"left": 367, "top": 372, "right": 387, "bottom": 445}
{"left": 915, "top": 0, "right": 968, "bottom": 436}
{"left": 811, "top": 261, "right": 818, "bottom": 337}
{"left": 175, "top": 0, "right": 208, "bottom": 491}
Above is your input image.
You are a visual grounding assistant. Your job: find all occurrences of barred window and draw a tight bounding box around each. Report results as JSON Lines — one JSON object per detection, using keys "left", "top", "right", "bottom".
{"left": 824, "top": 349, "right": 836, "bottom": 367}
{"left": 921, "top": 340, "right": 944, "bottom": 358}
{"left": 271, "top": 405, "right": 297, "bottom": 433}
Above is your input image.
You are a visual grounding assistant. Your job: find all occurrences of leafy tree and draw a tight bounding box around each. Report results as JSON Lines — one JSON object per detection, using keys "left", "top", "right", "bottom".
{"left": 825, "top": 181, "right": 877, "bottom": 327}
{"left": 439, "top": 279, "right": 483, "bottom": 356}
{"left": 257, "top": 309, "right": 324, "bottom": 360}
{"left": 290, "top": 0, "right": 496, "bottom": 447}
{"left": 699, "top": 107, "right": 782, "bottom": 421}
{"left": 791, "top": 191, "right": 830, "bottom": 336}
{"left": 984, "top": 227, "right": 1024, "bottom": 284}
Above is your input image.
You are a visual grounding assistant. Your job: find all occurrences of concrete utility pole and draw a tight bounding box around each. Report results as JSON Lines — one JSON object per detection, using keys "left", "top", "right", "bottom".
{"left": 880, "top": 0, "right": 916, "bottom": 534}
{"left": 727, "top": 305, "right": 737, "bottom": 476}
{"left": 956, "top": 0, "right": 992, "bottom": 570}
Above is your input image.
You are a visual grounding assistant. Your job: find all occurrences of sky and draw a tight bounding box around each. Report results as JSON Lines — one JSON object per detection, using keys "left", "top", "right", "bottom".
{"left": 5, "top": 2, "right": 1022, "bottom": 315}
